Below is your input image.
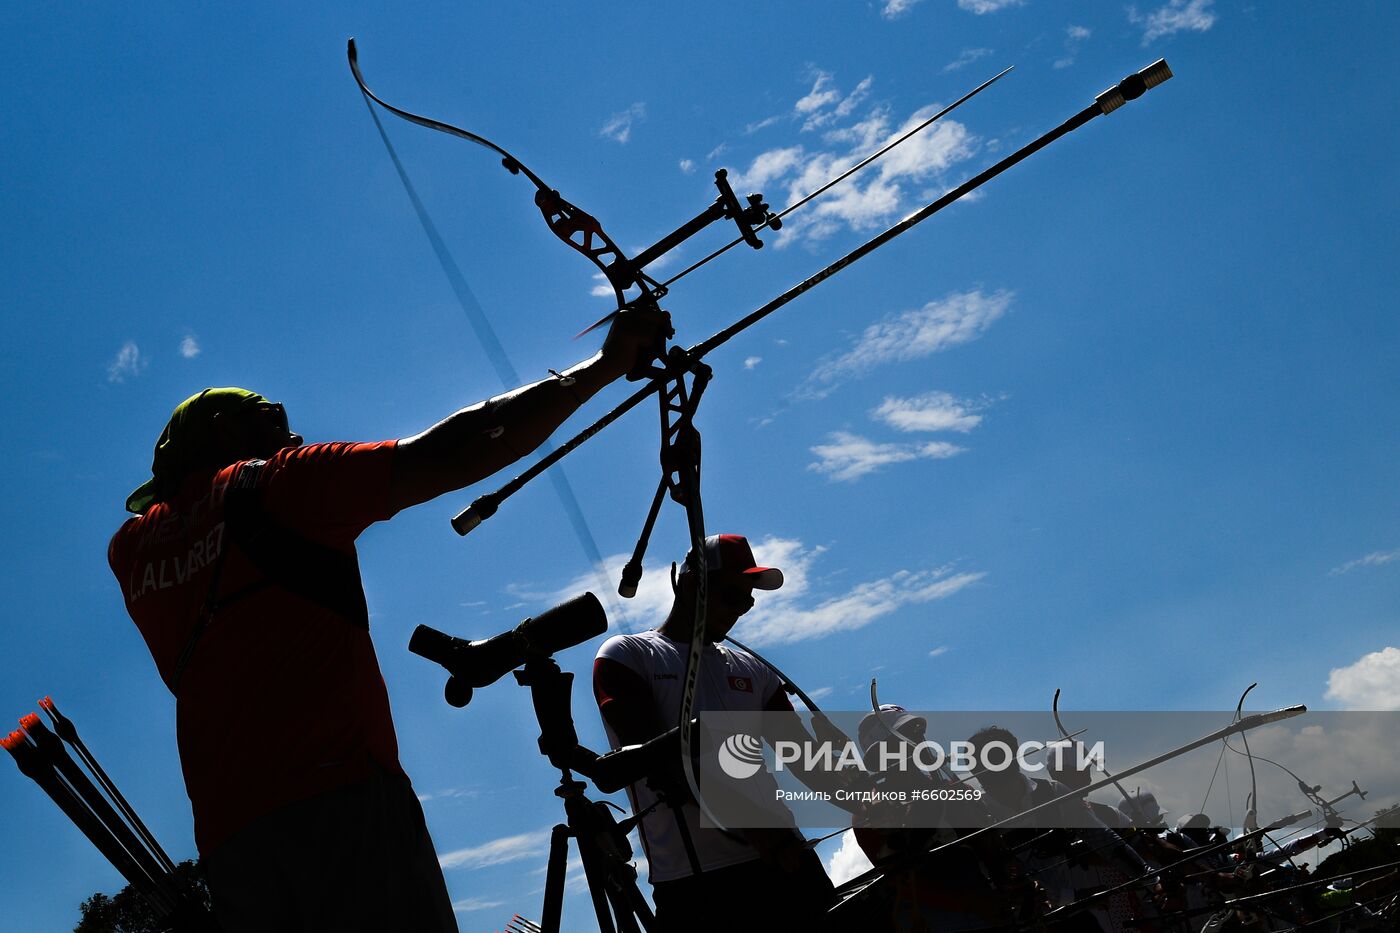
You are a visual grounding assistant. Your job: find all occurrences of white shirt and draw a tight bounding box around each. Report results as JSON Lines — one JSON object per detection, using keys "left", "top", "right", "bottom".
{"left": 596, "top": 629, "right": 789, "bottom": 882}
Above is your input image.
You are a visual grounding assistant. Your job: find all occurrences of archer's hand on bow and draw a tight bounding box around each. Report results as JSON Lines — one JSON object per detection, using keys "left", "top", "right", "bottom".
{"left": 599, "top": 306, "right": 674, "bottom": 381}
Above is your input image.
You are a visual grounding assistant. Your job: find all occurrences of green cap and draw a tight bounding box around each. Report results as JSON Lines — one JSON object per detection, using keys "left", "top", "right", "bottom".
{"left": 126, "top": 387, "right": 269, "bottom": 514}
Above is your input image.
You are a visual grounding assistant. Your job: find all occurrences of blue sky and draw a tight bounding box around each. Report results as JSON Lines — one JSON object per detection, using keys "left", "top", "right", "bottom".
{"left": 4, "top": 0, "right": 1399, "bottom": 929}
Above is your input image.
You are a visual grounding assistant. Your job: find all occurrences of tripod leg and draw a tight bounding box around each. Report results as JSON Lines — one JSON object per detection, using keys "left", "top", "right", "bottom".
{"left": 604, "top": 885, "right": 644, "bottom": 933}
{"left": 559, "top": 794, "right": 619, "bottom": 933}
{"left": 539, "top": 824, "right": 570, "bottom": 933}
{"left": 578, "top": 841, "right": 620, "bottom": 933}
{"left": 607, "top": 874, "right": 657, "bottom": 933}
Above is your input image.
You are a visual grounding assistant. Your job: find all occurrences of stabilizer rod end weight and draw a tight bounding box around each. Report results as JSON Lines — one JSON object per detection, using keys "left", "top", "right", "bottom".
{"left": 1096, "top": 59, "right": 1172, "bottom": 115}
{"left": 618, "top": 559, "right": 642, "bottom": 599}
{"left": 452, "top": 493, "right": 499, "bottom": 536}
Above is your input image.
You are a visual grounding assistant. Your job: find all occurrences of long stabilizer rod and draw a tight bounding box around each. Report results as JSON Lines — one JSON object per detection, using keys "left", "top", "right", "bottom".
{"left": 452, "top": 59, "right": 1173, "bottom": 536}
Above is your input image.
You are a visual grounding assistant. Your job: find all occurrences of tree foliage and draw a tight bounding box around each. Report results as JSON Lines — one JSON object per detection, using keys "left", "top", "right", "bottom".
{"left": 74, "top": 860, "right": 212, "bottom": 933}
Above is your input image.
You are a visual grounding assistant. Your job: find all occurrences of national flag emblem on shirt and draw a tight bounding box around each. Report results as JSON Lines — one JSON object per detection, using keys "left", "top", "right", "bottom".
{"left": 727, "top": 675, "right": 752, "bottom": 693}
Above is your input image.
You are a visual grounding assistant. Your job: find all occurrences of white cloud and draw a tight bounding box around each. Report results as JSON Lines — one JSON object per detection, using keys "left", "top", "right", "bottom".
{"left": 679, "top": 158, "right": 696, "bottom": 174}
{"left": 730, "top": 146, "right": 805, "bottom": 192}
{"left": 538, "top": 536, "right": 981, "bottom": 646}
{"left": 808, "top": 431, "right": 965, "bottom": 482}
{"left": 416, "top": 787, "right": 479, "bottom": 804}
{"left": 943, "top": 48, "right": 994, "bottom": 73}
{"left": 590, "top": 272, "right": 615, "bottom": 298}
{"left": 1330, "top": 547, "right": 1400, "bottom": 576}
{"left": 808, "top": 686, "right": 834, "bottom": 700}
{"left": 833, "top": 78, "right": 874, "bottom": 123}
{"left": 794, "top": 71, "right": 842, "bottom": 118}
{"left": 799, "top": 289, "right": 1011, "bottom": 398}
{"left": 1055, "top": 24, "right": 1092, "bottom": 69}
{"left": 958, "top": 0, "right": 1026, "bottom": 13}
{"left": 745, "top": 115, "right": 782, "bottom": 134}
{"left": 719, "top": 70, "right": 980, "bottom": 250}
{"left": 928, "top": 645, "right": 950, "bottom": 658}
{"left": 881, "top": 0, "right": 924, "bottom": 19}
{"left": 107, "top": 341, "right": 147, "bottom": 383}
{"left": 872, "top": 392, "right": 987, "bottom": 433}
{"left": 599, "top": 103, "right": 646, "bottom": 143}
{"left": 826, "top": 832, "right": 873, "bottom": 884}
{"left": 527, "top": 550, "right": 677, "bottom": 634}
{"left": 1325, "top": 648, "right": 1400, "bottom": 710}
{"left": 179, "top": 334, "right": 200, "bottom": 358}
{"left": 744, "top": 356, "right": 763, "bottom": 370}
{"left": 438, "top": 829, "right": 550, "bottom": 870}
{"left": 451, "top": 897, "right": 506, "bottom": 913}
{"left": 1131, "top": 0, "right": 1216, "bottom": 45}
{"left": 777, "top": 105, "right": 975, "bottom": 247}
{"left": 740, "top": 564, "right": 983, "bottom": 647}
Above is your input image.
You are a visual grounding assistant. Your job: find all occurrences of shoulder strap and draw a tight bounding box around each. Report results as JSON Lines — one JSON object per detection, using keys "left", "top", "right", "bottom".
{"left": 170, "top": 462, "right": 263, "bottom": 693}
{"left": 170, "top": 460, "right": 371, "bottom": 694}
{"left": 224, "top": 469, "right": 370, "bottom": 629}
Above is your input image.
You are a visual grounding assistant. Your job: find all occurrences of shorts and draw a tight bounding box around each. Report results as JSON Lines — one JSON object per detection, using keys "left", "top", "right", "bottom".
{"left": 203, "top": 769, "right": 458, "bottom": 932}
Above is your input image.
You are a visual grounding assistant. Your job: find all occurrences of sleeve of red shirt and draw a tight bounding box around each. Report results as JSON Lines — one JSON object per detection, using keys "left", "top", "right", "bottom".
{"left": 258, "top": 441, "right": 400, "bottom": 543}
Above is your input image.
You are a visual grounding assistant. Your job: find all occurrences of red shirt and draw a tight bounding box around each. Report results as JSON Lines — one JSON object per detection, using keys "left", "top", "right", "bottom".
{"left": 109, "top": 441, "right": 405, "bottom": 855}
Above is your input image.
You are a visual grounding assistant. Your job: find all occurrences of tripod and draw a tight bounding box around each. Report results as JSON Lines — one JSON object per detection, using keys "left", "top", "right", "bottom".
{"left": 516, "top": 656, "right": 657, "bottom": 933}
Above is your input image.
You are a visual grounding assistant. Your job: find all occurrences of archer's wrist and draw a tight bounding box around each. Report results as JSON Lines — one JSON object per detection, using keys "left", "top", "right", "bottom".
{"left": 585, "top": 350, "right": 632, "bottom": 385}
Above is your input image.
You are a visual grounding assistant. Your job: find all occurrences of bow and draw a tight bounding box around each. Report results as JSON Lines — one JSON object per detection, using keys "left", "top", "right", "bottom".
{"left": 349, "top": 38, "right": 778, "bottom": 324}
{"left": 1223, "top": 683, "right": 1361, "bottom": 831}
{"left": 350, "top": 39, "right": 1026, "bottom": 827}
{"left": 1233, "top": 682, "right": 1269, "bottom": 868}
{"left": 834, "top": 703, "right": 1309, "bottom": 909}
{"left": 349, "top": 46, "right": 1174, "bottom": 831}
{"left": 1052, "top": 687, "right": 1135, "bottom": 806}
{"left": 351, "top": 38, "right": 795, "bottom": 829}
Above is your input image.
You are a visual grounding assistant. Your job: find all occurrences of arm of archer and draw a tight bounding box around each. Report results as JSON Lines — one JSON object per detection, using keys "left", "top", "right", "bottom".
{"left": 389, "top": 308, "right": 666, "bottom": 512}
{"left": 593, "top": 657, "right": 667, "bottom": 747}
{"left": 389, "top": 352, "right": 622, "bottom": 512}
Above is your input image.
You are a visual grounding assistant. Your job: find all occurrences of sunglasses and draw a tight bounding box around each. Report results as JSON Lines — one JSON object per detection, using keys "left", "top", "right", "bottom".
{"left": 712, "top": 582, "right": 756, "bottom": 611}
{"left": 248, "top": 401, "right": 289, "bottom": 434}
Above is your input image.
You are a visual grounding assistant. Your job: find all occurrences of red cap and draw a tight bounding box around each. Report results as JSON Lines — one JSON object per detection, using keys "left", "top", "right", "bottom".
{"left": 680, "top": 534, "right": 783, "bottom": 590}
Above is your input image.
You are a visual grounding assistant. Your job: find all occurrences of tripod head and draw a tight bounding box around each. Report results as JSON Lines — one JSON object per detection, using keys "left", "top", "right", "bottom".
{"left": 511, "top": 652, "right": 688, "bottom": 799}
